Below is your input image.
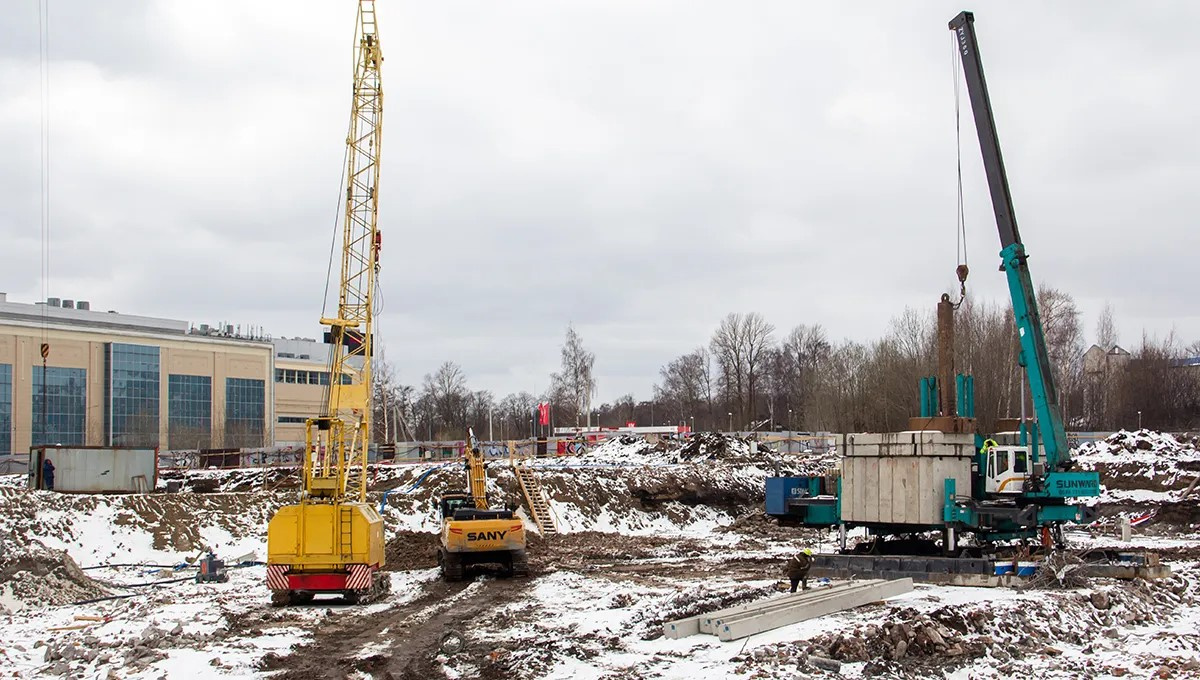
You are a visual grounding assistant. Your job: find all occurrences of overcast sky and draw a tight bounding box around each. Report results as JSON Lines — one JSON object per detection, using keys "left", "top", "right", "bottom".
{"left": 1, "top": 1, "right": 1197, "bottom": 403}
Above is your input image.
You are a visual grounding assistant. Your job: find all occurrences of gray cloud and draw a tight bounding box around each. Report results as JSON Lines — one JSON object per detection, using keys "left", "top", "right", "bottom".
{"left": 2, "top": 1, "right": 1197, "bottom": 403}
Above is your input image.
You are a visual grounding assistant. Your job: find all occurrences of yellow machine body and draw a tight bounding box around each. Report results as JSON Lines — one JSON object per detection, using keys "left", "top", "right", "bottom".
{"left": 441, "top": 516, "right": 526, "bottom": 555}
{"left": 268, "top": 501, "right": 385, "bottom": 571}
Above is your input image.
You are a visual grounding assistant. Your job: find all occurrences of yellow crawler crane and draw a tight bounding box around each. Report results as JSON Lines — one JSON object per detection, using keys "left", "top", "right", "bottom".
{"left": 266, "top": 0, "right": 387, "bottom": 606}
{"left": 437, "top": 430, "right": 528, "bottom": 581}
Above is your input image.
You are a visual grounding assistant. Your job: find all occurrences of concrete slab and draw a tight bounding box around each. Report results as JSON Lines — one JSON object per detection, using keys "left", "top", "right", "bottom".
{"left": 709, "top": 583, "right": 880, "bottom": 633}
{"left": 665, "top": 584, "right": 856, "bottom": 639}
{"left": 700, "top": 584, "right": 857, "bottom": 633}
{"left": 715, "top": 578, "right": 914, "bottom": 641}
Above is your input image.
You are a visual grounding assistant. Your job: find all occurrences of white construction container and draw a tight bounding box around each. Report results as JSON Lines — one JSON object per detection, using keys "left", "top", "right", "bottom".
{"left": 28, "top": 446, "right": 158, "bottom": 494}
{"left": 841, "top": 431, "right": 974, "bottom": 527}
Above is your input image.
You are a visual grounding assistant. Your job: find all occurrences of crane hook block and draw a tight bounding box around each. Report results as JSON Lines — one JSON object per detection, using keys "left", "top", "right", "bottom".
{"left": 956, "top": 264, "right": 969, "bottom": 284}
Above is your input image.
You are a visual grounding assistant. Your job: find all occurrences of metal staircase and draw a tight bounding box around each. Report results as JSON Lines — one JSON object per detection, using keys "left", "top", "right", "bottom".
{"left": 512, "top": 458, "right": 557, "bottom": 535}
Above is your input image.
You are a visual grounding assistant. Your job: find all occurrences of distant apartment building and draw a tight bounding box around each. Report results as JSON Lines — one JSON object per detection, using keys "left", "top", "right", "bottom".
{"left": 1083, "top": 344, "right": 1131, "bottom": 376}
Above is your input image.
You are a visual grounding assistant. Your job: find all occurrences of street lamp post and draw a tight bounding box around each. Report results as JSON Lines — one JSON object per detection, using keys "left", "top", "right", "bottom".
{"left": 788, "top": 408, "right": 793, "bottom": 432}
{"left": 690, "top": 415, "right": 695, "bottom": 433}
{"left": 1138, "top": 411, "right": 1143, "bottom": 430}
{"left": 728, "top": 412, "right": 733, "bottom": 433}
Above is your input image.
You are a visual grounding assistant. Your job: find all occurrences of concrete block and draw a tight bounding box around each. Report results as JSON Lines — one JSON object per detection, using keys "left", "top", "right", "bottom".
{"left": 662, "top": 616, "right": 701, "bottom": 640}
{"left": 875, "top": 557, "right": 901, "bottom": 573}
{"left": 715, "top": 578, "right": 915, "bottom": 641}
{"left": 697, "top": 591, "right": 808, "bottom": 634}
{"left": 845, "top": 431, "right": 975, "bottom": 457}
{"left": 702, "top": 585, "right": 858, "bottom": 634}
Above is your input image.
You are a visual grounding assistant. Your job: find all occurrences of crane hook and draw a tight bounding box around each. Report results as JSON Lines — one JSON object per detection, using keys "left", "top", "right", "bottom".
{"left": 952, "top": 264, "right": 969, "bottom": 309}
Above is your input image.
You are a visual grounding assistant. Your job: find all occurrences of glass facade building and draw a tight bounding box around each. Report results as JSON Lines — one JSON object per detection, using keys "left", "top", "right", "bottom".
{"left": 31, "top": 367, "right": 87, "bottom": 447}
{"left": 105, "top": 343, "right": 161, "bottom": 446}
{"left": 225, "top": 377, "right": 265, "bottom": 447}
{"left": 0, "top": 364, "right": 11, "bottom": 455}
{"left": 168, "top": 374, "right": 212, "bottom": 448}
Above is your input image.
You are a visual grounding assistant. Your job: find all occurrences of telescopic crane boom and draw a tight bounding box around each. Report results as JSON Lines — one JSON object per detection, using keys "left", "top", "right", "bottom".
{"left": 949, "top": 10, "right": 1070, "bottom": 471}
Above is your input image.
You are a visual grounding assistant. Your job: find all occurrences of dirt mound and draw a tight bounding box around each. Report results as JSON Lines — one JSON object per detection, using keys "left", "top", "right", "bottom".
{"left": 1148, "top": 500, "right": 1200, "bottom": 527}
{"left": 571, "top": 433, "right": 779, "bottom": 465}
{"left": 0, "top": 532, "right": 109, "bottom": 612}
{"left": 678, "top": 432, "right": 774, "bottom": 461}
{"left": 158, "top": 467, "right": 302, "bottom": 493}
{"left": 385, "top": 530, "right": 440, "bottom": 571}
{"left": 1076, "top": 430, "right": 1200, "bottom": 494}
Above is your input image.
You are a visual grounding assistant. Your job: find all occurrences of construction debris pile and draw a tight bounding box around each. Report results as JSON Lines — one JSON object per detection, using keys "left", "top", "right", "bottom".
{"left": 733, "top": 568, "right": 1198, "bottom": 678}
{"left": 0, "top": 532, "right": 109, "bottom": 613}
{"left": 578, "top": 432, "right": 793, "bottom": 465}
{"left": 1074, "top": 429, "right": 1200, "bottom": 488}
{"left": 1072, "top": 430, "right": 1200, "bottom": 530}
{"left": 0, "top": 425, "right": 1198, "bottom": 678}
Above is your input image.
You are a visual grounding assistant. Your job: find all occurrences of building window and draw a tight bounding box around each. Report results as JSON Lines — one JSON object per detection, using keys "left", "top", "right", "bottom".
{"left": 278, "top": 416, "right": 307, "bottom": 424}
{"left": 32, "top": 367, "right": 87, "bottom": 447}
{"left": 275, "top": 369, "right": 285, "bottom": 383}
{"left": 105, "top": 343, "right": 160, "bottom": 447}
{"left": 0, "top": 364, "right": 11, "bottom": 456}
{"left": 169, "top": 374, "right": 211, "bottom": 449}
{"left": 225, "top": 378, "right": 265, "bottom": 448}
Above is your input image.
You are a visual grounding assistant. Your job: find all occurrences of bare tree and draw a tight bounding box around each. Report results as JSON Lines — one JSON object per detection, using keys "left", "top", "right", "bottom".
{"left": 497, "top": 391, "right": 538, "bottom": 440}
{"left": 372, "top": 357, "right": 414, "bottom": 443}
{"left": 788, "top": 324, "right": 831, "bottom": 424}
{"left": 422, "top": 361, "right": 469, "bottom": 438}
{"left": 743, "top": 313, "right": 776, "bottom": 424}
{"left": 1095, "top": 302, "right": 1119, "bottom": 350}
{"left": 1037, "top": 285, "right": 1085, "bottom": 426}
{"left": 1112, "top": 331, "right": 1200, "bottom": 430}
{"left": 710, "top": 312, "right": 775, "bottom": 427}
{"left": 549, "top": 325, "right": 596, "bottom": 427}
{"left": 655, "top": 347, "right": 713, "bottom": 428}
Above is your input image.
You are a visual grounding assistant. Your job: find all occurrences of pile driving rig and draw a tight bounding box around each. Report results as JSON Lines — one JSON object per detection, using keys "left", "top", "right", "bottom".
{"left": 266, "top": 0, "right": 388, "bottom": 605}
{"left": 767, "top": 11, "right": 1100, "bottom": 554}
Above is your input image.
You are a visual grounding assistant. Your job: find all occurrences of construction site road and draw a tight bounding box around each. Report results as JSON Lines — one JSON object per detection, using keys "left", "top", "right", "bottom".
{"left": 259, "top": 577, "right": 516, "bottom": 679}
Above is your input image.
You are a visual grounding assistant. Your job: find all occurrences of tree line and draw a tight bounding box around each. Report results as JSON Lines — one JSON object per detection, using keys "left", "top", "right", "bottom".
{"left": 371, "top": 290, "right": 1200, "bottom": 442}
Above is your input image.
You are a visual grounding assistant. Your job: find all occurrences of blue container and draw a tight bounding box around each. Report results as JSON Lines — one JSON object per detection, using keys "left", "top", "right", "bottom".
{"left": 993, "top": 562, "right": 1014, "bottom": 576}
{"left": 1015, "top": 561, "right": 1038, "bottom": 576}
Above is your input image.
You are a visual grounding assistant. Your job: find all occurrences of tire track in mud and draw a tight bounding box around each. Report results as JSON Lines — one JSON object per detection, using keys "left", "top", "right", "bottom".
{"left": 265, "top": 575, "right": 532, "bottom": 680}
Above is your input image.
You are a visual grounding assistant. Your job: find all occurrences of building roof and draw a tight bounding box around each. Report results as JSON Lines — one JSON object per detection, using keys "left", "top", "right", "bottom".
{"left": 0, "top": 294, "right": 269, "bottom": 347}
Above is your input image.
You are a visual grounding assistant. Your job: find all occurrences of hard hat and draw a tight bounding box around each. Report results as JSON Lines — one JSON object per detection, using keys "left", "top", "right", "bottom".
{"left": 803, "top": 548, "right": 813, "bottom": 556}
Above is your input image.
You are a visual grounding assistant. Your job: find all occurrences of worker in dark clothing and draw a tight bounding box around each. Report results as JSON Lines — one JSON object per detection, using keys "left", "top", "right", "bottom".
{"left": 42, "top": 458, "right": 55, "bottom": 491}
{"left": 786, "top": 549, "right": 813, "bottom": 592}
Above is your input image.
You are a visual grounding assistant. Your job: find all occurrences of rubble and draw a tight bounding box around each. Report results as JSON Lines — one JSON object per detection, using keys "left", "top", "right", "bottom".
{"left": 0, "top": 431, "right": 1198, "bottom": 678}
{"left": 0, "top": 532, "right": 110, "bottom": 612}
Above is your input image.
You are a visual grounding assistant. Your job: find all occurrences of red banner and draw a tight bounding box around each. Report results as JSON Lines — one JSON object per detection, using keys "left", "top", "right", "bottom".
{"left": 538, "top": 402, "right": 550, "bottom": 426}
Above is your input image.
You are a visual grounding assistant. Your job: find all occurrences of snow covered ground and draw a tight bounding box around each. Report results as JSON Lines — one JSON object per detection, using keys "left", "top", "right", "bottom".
{"left": 0, "top": 431, "right": 1197, "bottom": 678}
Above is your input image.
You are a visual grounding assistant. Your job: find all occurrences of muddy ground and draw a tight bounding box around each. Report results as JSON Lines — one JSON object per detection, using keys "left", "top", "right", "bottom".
{"left": 3, "top": 430, "right": 1200, "bottom": 678}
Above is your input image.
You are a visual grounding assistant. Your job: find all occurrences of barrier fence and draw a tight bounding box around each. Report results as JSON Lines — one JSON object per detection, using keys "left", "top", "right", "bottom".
{"left": 0, "top": 430, "right": 1168, "bottom": 474}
